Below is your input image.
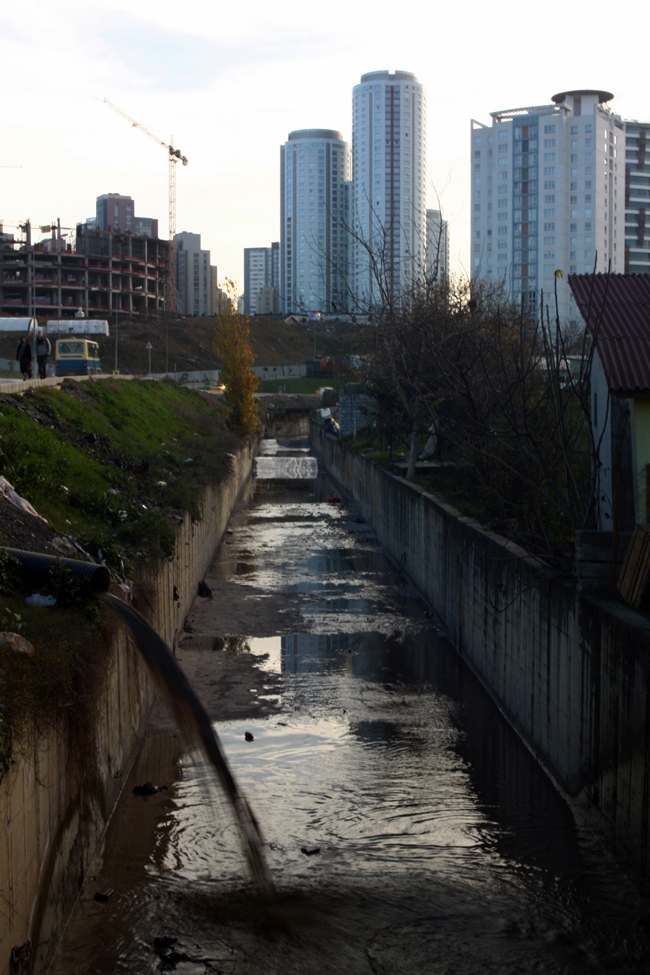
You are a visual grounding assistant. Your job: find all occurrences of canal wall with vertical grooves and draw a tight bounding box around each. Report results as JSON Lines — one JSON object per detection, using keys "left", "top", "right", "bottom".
{"left": 313, "top": 421, "right": 650, "bottom": 898}
{"left": 0, "top": 441, "right": 255, "bottom": 975}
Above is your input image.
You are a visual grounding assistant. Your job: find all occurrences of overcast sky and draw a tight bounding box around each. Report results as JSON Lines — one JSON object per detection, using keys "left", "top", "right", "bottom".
{"left": 2, "top": 0, "right": 649, "bottom": 292}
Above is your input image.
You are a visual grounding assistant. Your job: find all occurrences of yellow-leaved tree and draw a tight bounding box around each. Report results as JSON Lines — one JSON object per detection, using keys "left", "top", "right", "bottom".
{"left": 212, "top": 281, "right": 259, "bottom": 436}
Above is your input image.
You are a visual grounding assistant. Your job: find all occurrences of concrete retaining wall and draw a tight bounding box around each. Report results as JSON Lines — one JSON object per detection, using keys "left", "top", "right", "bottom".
{"left": 0, "top": 442, "right": 255, "bottom": 975}
{"left": 312, "top": 421, "right": 650, "bottom": 896}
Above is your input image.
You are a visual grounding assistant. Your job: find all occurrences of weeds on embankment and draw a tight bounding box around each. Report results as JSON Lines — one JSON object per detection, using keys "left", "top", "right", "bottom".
{"left": 0, "top": 378, "right": 243, "bottom": 773}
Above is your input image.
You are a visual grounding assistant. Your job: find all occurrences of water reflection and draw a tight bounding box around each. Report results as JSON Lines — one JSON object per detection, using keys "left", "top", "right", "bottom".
{"left": 50, "top": 462, "right": 650, "bottom": 975}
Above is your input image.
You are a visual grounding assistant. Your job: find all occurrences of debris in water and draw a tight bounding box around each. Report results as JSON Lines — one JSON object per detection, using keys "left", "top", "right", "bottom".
{"left": 99, "top": 593, "right": 273, "bottom": 893}
{"left": 327, "top": 495, "right": 341, "bottom": 504}
{"left": 24, "top": 593, "right": 57, "bottom": 607}
{"left": 300, "top": 846, "right": 321, "bottom": 856}
{"left": 244, "top": 732, "right": 255, "bottom": 742}
{"left": 198, "top": 580, "right": 212, "bottom": 599}
{"left": 93, "top": 889, "right": 114, "bottom": 902}
{"left": 132, "top": 782, "right": 167, "bottom": 796}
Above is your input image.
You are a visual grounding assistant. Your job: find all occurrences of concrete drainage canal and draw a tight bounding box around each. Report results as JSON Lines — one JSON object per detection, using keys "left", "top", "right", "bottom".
{"left": 50, "top": 437, "right": 650, "bottom": 974}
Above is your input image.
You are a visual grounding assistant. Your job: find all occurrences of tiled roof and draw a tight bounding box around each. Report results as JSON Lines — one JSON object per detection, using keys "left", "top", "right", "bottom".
{"left": 568, "top": 273, "right": 650, "bottom": 395}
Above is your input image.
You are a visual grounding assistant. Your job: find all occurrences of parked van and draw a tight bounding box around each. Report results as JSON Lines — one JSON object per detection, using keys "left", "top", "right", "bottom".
{"left": 55, "top": 339, "right": 102, "bottom": 377}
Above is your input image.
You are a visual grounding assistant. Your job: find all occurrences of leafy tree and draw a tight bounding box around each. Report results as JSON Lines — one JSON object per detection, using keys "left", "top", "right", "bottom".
{"left": 212, "top": 281, "right": 259, "bottom": 436}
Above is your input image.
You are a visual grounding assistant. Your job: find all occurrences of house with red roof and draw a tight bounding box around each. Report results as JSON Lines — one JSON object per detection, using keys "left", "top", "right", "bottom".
{"left": 569, "top": 273, "right": 650, "bottom": 533}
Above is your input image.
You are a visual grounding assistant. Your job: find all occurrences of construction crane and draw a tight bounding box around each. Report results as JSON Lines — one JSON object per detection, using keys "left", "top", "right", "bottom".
{"left": 103, "top": 98, "right": 188, "bottom": 312}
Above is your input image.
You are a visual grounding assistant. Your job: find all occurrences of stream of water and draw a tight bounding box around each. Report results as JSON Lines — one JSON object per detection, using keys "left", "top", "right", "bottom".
{"left": 50, "top": 441, "right": 650, "bottom": 974}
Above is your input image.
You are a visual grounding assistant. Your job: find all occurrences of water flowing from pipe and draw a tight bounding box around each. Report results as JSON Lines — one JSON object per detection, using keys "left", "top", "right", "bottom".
{"left": 98, "top": 593, "right": 273, "bottom": 894}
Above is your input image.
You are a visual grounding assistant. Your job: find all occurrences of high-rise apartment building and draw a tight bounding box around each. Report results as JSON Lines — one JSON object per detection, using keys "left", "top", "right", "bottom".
{"left": 471, "top": 89, "right": 622, "bottom": 324}
{"left": 175, "top": 231, "right": 218, "bottom": 317}
{"left": 95, "top": 194, "right": 158, "bottom": 238}
{"left": 426, "top": 209, "right": 449, "bottom": 285}
{"left": 280, "top": 129, "right": 351, "bottom": 315}
{"left": 624, "top": 122, "right": 650, "bottom": 274}
{"left": 243, "top": 242, "right": 279, "bottom": 315}
{"left": 352, "top": 70, "right": 427, "bottom": 305}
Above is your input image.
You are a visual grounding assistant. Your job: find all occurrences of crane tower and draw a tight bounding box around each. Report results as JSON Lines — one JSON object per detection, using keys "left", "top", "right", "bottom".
{"left": 104, "top": 98, "right": 188, "bottom": 313}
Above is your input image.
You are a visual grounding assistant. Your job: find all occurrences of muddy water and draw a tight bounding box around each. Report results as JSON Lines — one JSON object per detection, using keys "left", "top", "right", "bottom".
{"left": 51, "top": 446, "right": 650, "bottom": 974}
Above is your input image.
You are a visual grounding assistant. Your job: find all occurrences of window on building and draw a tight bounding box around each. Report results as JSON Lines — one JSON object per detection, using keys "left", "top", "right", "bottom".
{"left": 544, "top": 194, "right": 555, "bottom": 203}
{"left": 571, "top": 223, "right": 577, "bottom": 232}
{"left": 544, "top": 152, "right": 556, "bottom": 162}
{"left": 544, "top": 167, "right": 555, "bottom": 176}
{"left": 585, "top": 194, "right": 592, "bottom": 203}
{"left": 544, "top": 181, "right": 556, "bottom": 190}
{"left": 570, "top": 251, "right": 577, "bottom": 259}
{"left": 544, "top": 124, "right": 556, "bottom": 133}
{"left": 544, "top": 138, "right": 556, "bottom": 148}
{"left": 498, "top": 130, "right": 508, "bottom": 140}
{"left": 544, "top": 208, "right": 555, "bottom": 217}
{"left": 544, "top": 222, "right": 555, "bottom": 231}
{"left": 571, "top": 181, "right": 578, "bottom": 190}
{"left": 543, "top": 236, "right": 555, "bottom": 245}
{"left": 571, "top": 125, "right": 578, "bottom": 134}
{"left": 585, "top": 124, "right": 592, "bottom": 133}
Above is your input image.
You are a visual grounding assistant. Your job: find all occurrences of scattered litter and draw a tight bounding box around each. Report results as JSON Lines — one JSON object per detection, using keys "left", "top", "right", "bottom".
{"left": 105, "top": 488, "right": 120, "bottom": 496}
{"left": 225, "top": 528, "right": 233, "bottom": 534}
{"left": 118, "top": 510, "right": 128, "bottom": 521}
{"left": 183, "top": 457, "right": 193, "bottom": 464}
{"left": 0, "top": 475, "right": 48, "bottom": 522}
{"left": 244, "top": 732, "right": 255, "bottom": 742}
{"left": 300, "top": 845, "right": 321, "bottom": 856}
{"left": 0, "top": 632, "right": 34, "bottom": 657}
{"left": 93, "top": 889, "right": 114, "bottom": 902}
{"left": 24, "top": 593, "right": 57, "bottom": 608}
{"left": 117, "top": 582, "right": 132, "bottom": 603}
{"left": 66, "top": 536, "right": 97, "bottom": 562}
{"left": 51, "top": 536, "right": 76, "bottom": 557}
{"left": 327, "top": 495, "right": 341, "bottom": 504}
{"left": 61, "top": 485, "right": 69, "bottom": 493}
{"left": 198, "top": 581, "right": 212, "bottom": 599}
{"left": 156, "top": 481, "right": 167, "bottom": 488}
{"left": 132, "top": 782, "right": 168, "bottom": 796}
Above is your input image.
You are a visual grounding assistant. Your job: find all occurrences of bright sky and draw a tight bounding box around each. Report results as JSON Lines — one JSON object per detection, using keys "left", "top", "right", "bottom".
{"left": 2, "top": 0, "right": 649, "bottom": 292}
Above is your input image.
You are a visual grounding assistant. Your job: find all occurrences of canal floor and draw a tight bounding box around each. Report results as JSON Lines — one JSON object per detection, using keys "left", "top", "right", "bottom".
{"left": 51, "top": 459, "right": 650, "bottom": 974}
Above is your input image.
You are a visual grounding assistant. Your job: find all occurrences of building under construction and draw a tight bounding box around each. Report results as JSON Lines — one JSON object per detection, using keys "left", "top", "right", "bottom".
{"left": 0, "top": 224, "right": 170, "bottom": 319}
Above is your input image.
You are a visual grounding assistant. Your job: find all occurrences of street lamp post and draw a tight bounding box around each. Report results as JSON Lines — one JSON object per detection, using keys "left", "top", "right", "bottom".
{"left": 114, "top": 305, "right": 119, "bottom": 373}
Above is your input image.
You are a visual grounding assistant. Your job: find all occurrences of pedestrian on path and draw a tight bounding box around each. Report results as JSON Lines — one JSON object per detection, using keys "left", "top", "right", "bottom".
{"left": 35, "top": 329, "right": 51, "bottom": 380}
{"left": 16, "top": 336, "right": 32, "bottom": 381}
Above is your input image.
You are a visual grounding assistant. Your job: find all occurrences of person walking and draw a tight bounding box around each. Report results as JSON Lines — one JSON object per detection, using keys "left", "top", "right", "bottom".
{"left": 35, "top": 329, "right": 51, "bottom": 380}
{"left": 16, "top": 336, "right": 32, "bottom": 381}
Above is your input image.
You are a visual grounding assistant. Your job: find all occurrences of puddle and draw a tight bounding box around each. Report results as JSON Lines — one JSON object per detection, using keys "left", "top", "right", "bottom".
{"left": 51, "top": 446, "right": 650, "bottom": 974}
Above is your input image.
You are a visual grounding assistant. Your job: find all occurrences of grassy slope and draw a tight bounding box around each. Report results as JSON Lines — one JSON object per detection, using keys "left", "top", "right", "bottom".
{"left": 0, "top": 378, "right": 241, "bottom": 754}
{"left": 0, "top": 379, "right": 238, "bottom": 568}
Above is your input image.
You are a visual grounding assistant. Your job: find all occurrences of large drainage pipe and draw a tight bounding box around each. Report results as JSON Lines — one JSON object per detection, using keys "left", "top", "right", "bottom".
{"left": 1, "top": 548, "right": 273, "bottom": 893}
{"left": 2, "top": 548, "right": 111, "bottom": 594}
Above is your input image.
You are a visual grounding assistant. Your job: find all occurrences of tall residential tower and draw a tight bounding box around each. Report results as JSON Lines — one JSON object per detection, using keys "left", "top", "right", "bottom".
{"left": 280, "top": 129, "right": 351, "bottom": 314}
{"left": 352, "top": 70, "right": 427, "bottom": 305}
{"left": 471, "top": 89, "right": 622, "bottom": 325}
